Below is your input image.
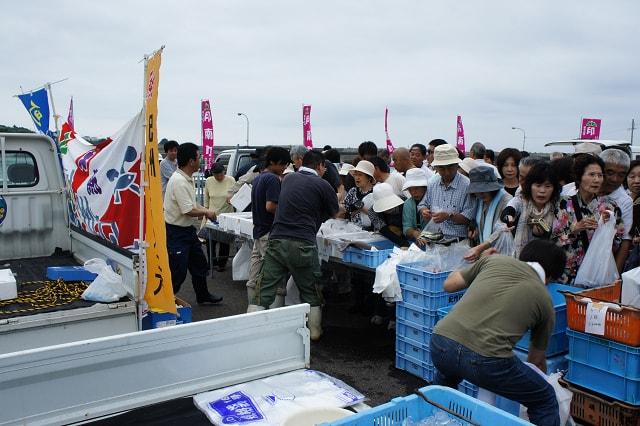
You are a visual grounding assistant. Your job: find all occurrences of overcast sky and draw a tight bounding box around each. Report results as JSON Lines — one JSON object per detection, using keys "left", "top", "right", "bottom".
{"left": 2, "top": 1, "right": 639, "bottom": 152}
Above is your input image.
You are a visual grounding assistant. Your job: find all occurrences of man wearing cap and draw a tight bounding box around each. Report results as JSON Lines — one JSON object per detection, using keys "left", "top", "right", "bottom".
{"left": 204, "top": 163, "right": 236, "bottom": 272}
{"left": 402, "top": 168, "right": 430, "bottom": 245}
{"left": 600, "top": 148, "right": 632, "bottom": 272}
{"left": 427, "top": 139, "right": 448, "bottom": 170}
{"left": 248, "top": 151, "right": 339, "bottom": 341}
{"left": 418, "top": 144, "right": 477, "bottom": 241}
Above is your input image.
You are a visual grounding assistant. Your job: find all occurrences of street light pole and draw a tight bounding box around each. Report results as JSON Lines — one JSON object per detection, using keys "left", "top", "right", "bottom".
{"left": 237, "top": 112, "right": 249, "bottom": 147}
{"left": 511, "top": 127, "right": 526, "bottom": 151}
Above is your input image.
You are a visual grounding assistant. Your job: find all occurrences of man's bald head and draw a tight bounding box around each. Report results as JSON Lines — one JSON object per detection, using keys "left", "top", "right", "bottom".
{"left": 392, "top": 147, "right": 415, "bottom": 173}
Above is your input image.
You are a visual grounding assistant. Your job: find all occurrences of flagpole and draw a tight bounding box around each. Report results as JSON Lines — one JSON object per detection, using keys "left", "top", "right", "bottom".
{"left": 137, "top": 54, "right": 149, "bottom": 332}
{"left": 46, "top": 83, "right": 61, "bottom": 136}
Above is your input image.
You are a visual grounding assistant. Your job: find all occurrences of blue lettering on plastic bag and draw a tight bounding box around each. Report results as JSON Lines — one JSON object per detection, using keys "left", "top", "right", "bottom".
{"left": 209, "top": 391, "right": 264, "bottom": 424}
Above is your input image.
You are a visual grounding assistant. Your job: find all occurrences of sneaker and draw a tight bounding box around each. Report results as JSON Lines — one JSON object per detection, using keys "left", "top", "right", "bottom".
{"left": 197, "top": 293, "right": 223, "bottom": 305}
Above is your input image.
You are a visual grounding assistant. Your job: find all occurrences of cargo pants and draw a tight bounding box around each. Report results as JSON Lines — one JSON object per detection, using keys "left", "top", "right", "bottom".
{"left": 253, "top": 238, "right": 323, "bottom": 308}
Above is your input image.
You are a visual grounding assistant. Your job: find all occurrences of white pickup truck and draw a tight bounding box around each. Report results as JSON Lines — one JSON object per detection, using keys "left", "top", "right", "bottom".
{"left": 0, "top": 133, "right": 312, "bottom": 425}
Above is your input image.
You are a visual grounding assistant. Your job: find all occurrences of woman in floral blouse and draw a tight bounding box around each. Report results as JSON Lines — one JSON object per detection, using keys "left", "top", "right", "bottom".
{"left": 552, "top": 154, "right": 625, "bottom": 284}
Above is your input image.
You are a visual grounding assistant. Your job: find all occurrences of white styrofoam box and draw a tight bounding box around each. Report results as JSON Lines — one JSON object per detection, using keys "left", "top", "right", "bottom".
{"left": 0, "top": 269, "right": 17, "bottom": 301}
{"left": 237, "top": 217, "right": 254, "bottom": 237}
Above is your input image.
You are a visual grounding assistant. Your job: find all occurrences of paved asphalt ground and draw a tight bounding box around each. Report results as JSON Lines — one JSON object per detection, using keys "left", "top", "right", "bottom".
{"left": 97, "top": 244, "right": 425, "bottom": 425}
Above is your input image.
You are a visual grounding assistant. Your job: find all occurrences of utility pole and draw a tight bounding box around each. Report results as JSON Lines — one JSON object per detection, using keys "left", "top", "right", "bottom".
{"left": 631, "top": 118, "right": 636, "bottom": 145}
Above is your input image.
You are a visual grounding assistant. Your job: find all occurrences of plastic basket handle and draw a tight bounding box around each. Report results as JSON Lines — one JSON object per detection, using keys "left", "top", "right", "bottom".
{"left": 414, "top": 389, "right": 481, "bottom": 426}
{"left": 559, "top": 290, "right": 626, "bottom": 312}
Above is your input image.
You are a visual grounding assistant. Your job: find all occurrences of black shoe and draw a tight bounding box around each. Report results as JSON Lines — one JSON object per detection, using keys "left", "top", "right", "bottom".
{"left": 197, "top": 293, "right": 223, "bottom": 305}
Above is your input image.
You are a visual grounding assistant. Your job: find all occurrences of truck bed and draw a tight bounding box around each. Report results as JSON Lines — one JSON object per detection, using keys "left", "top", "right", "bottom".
{"left": 1, "top": 250, "right": 95, "bottom": 320}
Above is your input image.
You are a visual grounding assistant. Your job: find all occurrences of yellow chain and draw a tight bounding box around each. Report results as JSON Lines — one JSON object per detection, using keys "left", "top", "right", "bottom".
{"left": 0, "top": 279, "right": 88, "bottom": 315}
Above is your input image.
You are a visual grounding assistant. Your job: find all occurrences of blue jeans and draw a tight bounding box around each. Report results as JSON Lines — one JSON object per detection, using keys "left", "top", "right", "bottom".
{"left": 431, "top": 334, "right": 559, "bottom": 426}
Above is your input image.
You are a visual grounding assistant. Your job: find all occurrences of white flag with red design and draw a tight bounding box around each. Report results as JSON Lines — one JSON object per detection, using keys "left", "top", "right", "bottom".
{"left": 60, "top": 111, "right": 144, "bottom": 249}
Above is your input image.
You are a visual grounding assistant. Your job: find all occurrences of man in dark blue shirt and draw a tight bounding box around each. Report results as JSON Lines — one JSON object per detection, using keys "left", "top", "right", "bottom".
{"left": 248, "top": 151, "right": 339, "bottom": 341}
{"left": 246, "top": 147, "right": 290, "bottom": 307}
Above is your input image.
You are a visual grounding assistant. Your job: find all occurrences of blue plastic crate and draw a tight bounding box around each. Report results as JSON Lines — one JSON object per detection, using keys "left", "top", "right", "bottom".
{"left": 455, "top": 381, "right": 521, "bottom": 417}
{"left": 396, "top": 303, "right": 439, "bottom": 329}
{"left": 396, "top": 262, "right": 450, "bottom": 292}
{"left": 397, "top": 336, "right": 432, "bottom": 365}
{"left": 395, "top": 353, "right": 435, "bottom": 382}
{"left": 46, "top": 266, "right": 98, "bottom": 282}
{"left": 326, "top": 385, "right": 530, "bottom": 425}
{"left": 516, "top": 330, "right": 568, "bottom": 356}
{"left": 513, "top": 349, "right": 568, "bottom": 373}
{"left": 437, "top": 305, "right": 453, "bottom": 322}
{"left": 342, "top": 239, "right": 395, "bottom": 268}
{"left": 400, "top": 283, "right": 464, "bottom": 311}
{"left": 458, "top": 380, "right": 478, "bottom": 397}
{"left": 396, "top": 318, "right": 432, "bottom": 346}
{"left": 565, "top": 329, "right": 640, "bottom": 404}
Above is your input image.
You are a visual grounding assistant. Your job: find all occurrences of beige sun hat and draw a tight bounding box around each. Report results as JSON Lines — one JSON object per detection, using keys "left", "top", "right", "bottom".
{"left": 350, "top": 160, "right": 375, "bottom": 179}
{"left": 372, "top": 182, "right": 405, "bottom": 213}
{"left": 338, "top": 163, "right": 355, "bottom": 176}
{"left": 431, "top": 144, "right": 462, "bottom": 167}
{"left": 402, "top": 168, "right": 430, "bottom": 191}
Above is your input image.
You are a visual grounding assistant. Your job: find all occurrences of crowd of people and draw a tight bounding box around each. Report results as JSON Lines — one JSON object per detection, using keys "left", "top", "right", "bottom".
{"left": 159, "top": 138, "right": 638, "bottom": 425}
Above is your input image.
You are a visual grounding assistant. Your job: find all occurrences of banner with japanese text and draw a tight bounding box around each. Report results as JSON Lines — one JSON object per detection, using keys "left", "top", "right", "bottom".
{"left": 67, "top": 96, "right": 74, "bottom": 130}
{"left": 385, "top": 108, "right": 395, "bottom": 155}
{"left": 580, "top": 118, "right": 601, "bottom": 140}
{"left": 143, "top": 49, "right": 176, "bottom": 314}
{"left": 456, "top": 115, "right": 466, "bottom": 153}
{"left": 201, "top": 99, "right": 215, "bottom": 171}
{"left": 18, "top": 88, "right": 51, "bottom": 135}
{"left": 303, "top": 104, "right": 313, "bottom": 149}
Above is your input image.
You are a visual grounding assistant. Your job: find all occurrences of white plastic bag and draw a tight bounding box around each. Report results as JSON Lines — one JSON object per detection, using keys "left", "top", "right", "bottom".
{"left": 622, "top": 267, "right": 640, "bottom": 308}
{"left": 81, "top": 266, "right": 127, "bottom": 303}
{"left": 574, "top": 211, "right": 619, "bottom": 288}
{"left": 232, "top": 240, "right": 252, "bottom": 281}
{"left": 83, "top": 258, "right": 108, "bottom": 274}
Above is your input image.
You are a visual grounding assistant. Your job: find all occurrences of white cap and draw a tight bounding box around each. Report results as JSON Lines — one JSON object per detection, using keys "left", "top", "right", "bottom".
{"left": 338, "top": 163, "right": 355, "bottom": 176}
{"left": 431, "top": 144, "right": 462, "bottom": 167}
{"left": 402, "top": 168, "right": 430, "bottom": 191}
{"left": 350, "top": 160, "right": 376, "bottom": 179}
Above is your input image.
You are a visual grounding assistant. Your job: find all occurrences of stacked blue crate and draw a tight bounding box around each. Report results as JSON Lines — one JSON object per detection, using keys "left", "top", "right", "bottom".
{"left": 395, "top": 262, "right": 464, "bottom": 382}
{"left": 342, "top": 239, "right": 395, "bottom": 268}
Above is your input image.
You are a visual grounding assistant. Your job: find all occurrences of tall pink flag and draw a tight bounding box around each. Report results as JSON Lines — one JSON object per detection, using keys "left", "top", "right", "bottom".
{"left": 456, "top": 115, "right": 466, "bottom": 153}
{"left": 67, "top": 96, "right": 74, "bottom": 130}
{"left": 580, "top": 118, "right": 602, "bottom": 140}
{"left": 385, "top": 108, "right": 395, "bottom": 155}
{"left": 201, "top": 99, "right": 215, "bottom": 170}
{"left": 303, "top": 104, "right": 313, "bottom": 149}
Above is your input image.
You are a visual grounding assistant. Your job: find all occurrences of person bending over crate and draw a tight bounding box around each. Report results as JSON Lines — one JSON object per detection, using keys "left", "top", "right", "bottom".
{"left": 431, "top": 239, "right": 566, "bottom": 426}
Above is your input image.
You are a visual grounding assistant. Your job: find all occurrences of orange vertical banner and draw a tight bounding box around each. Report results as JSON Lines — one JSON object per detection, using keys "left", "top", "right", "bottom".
{"left": 143, "top": 49, "right": 176, "bottom": 313}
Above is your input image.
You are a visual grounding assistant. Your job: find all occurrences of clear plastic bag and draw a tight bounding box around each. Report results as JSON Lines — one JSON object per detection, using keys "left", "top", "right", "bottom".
{"left": 83, "top": 258, "right": 108, "bottom": 274}
{"left": 574, "top": 211, "right": 619, "bottom": 288}
{"left": 232, "top": 240, "right": 252, "bottom": 281}
{"left": 492, "top": 226, "right": 515, "bottom": 257}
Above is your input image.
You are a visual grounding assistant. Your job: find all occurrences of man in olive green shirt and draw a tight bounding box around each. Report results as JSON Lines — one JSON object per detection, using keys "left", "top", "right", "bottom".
{"left": 432, "top": 239, "right": 566, "bottom": 426}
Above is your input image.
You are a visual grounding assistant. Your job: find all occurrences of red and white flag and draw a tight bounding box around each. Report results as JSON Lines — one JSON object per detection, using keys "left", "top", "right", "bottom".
{"left": 67, "top": 96, "right": 74, "bottom": 130}
{"left": 60, "top": 111, "right": 144, "bottom": 249}
{"left": 385, "top": 107, "right": 395, "bottom": 156}
{"left": 456, "top": 115, "right": 466, "bottom": 153}
{"left": 303, "top": 104, "right": 313, "bottom": 149}
{"left": 201, "top": 99, "right": 215, "bottom": 170}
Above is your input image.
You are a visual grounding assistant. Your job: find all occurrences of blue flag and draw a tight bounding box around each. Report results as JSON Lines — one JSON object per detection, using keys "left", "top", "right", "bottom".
{"left": 18, "top": 88, "right": 51, "bottom": 135}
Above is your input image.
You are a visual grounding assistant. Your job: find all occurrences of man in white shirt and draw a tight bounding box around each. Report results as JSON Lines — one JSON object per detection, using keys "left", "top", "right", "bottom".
{"left": 164, "top": 142, "right": 222, "bottom": 305}
{"left": 160, "top": 140, "right": 178, "bottom": 197}
{"left": 370, "top": 156, "right": 406, "bottom": 197}
{"left": 600, "top": 148, "right": 633, "bottom": 272}
{"left": 410, "top": 143, "right": 435, "bottom": 179}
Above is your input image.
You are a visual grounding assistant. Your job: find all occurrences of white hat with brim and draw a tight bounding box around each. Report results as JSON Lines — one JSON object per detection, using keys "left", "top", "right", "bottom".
{"left": 402, "top": 168, "right": 430, "bottom": 191}
{"left": 574, "top": 142, "right": 602, "bottom": 155}
{"left": 350, "top": 160, "right": 376, "bottom": 180}
{"left": 372, "top": 182, "right": 405, "bottom": 213}
{"left": 338, "top": 163, "right": 355, "bottom": 176}
{"left": 431, "top": 144, "right": 462, "bottom": 167}
{"left": 459, "top": 157, "right": 478, "bottom": 174}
